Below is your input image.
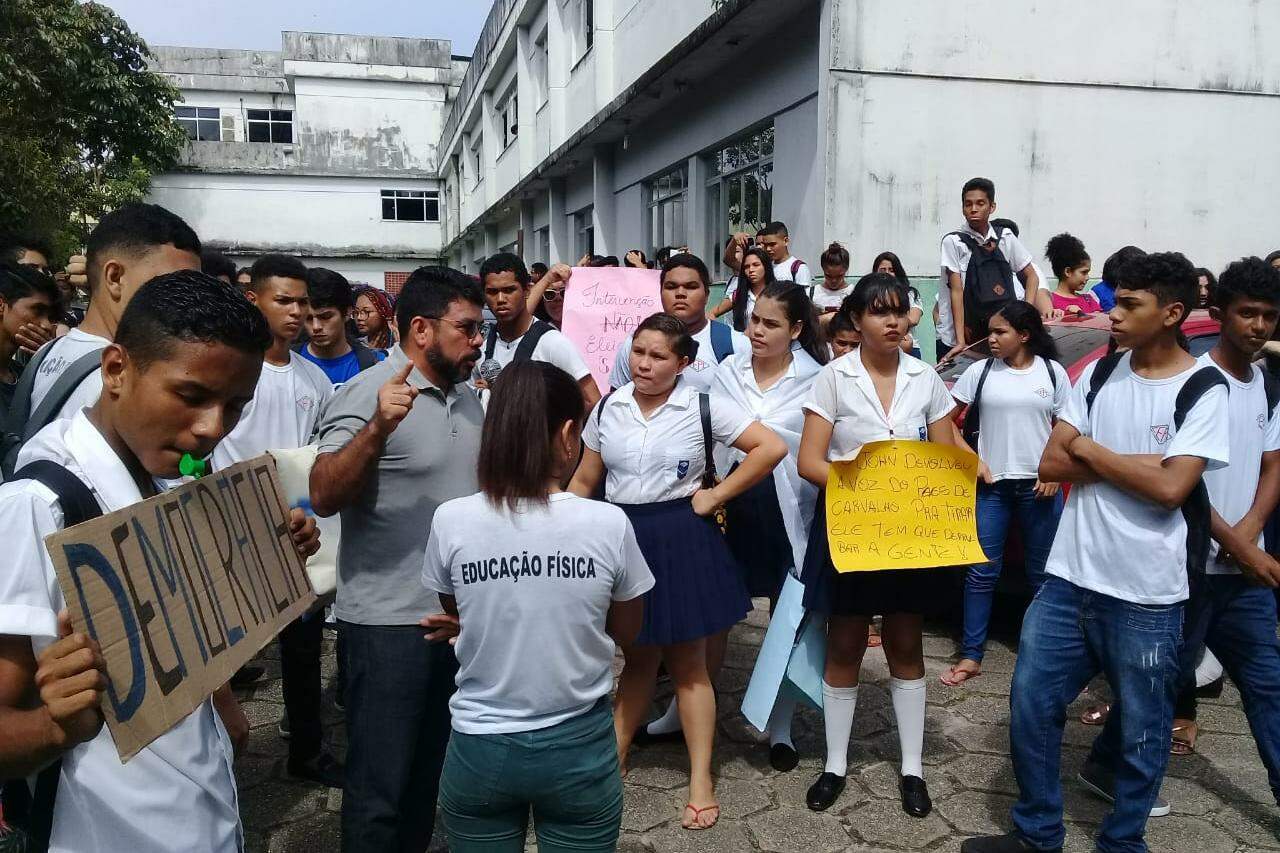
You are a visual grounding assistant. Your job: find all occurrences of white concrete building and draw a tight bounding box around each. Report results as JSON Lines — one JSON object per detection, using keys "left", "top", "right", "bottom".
{"left": 147, "top": 33, "right": 468, "bottom": 290}
{"left": 440, "top": 0, "right": 1280, "bottom": 284}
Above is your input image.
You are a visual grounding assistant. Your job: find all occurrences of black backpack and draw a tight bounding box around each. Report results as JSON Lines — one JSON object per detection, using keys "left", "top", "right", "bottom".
{"left": 1, "top": 342, "right": 104, "bottom": 482}
{"left": 953, "top": 226, "right": 1018, "bottom": 340}
{"left": 484, "top": 319, "right": 553, "bottom": 365}
{"left": 0, "top": 461, "right": 102, "bottom": 853}
{"left": 961, "top": 356, "right": 1059, "bottom": 450}
{"left": 1084, "top": 352, "right": 1227, "bottom": 576}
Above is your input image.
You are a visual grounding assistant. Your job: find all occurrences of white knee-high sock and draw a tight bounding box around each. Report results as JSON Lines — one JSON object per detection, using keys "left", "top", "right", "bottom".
{"left": 890, "top": 676, "right": 927, "bottom": 779}
{"left": 767, "top": 692, "right": 797, "bottom": 748}
{"left": 645, "top": 697, "right": 682, "bottom": 735}
{"left": 822, "top": 681, "right": 858, "bottom": 776}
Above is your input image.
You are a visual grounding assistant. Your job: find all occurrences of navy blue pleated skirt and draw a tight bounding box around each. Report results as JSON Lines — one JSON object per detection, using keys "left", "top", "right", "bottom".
{"left": 618, "top": 498, "right": 752, "bottom": 646}
{"left": 724, "top": 467, "right": 792, "bottom": 599}
{"left": 801, "top": 492, "right": 955, "bottom": 617}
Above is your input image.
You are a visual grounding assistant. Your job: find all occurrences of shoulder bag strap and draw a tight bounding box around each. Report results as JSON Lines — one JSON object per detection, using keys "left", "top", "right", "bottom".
{"left": 699, "top": 393, "right": 717, "bottom": 489}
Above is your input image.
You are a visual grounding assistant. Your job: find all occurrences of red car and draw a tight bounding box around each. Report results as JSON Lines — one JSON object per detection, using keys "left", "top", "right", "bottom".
{"left": 934, "top": 310, "right": 1221, "bottom": 596}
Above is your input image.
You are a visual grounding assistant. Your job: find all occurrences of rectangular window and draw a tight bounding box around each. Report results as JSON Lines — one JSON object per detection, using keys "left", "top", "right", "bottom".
{"left": 536, "top": 227, "right": 551, "bottom": 265}
{"left": 583, "top": 0, "right": 594, "bottom": 51}
{"left": 573, "top": 208, "right": 594, "bottom": 259}
{"left": 381, "top": 189, "right": 441, "bottom": 222}
{"left": 470, "top": 132, "right": 484, "bottom": 185}
{"left": 533, "top": 31, "right": 549, "bottom": 107}
{"left": 176, "top": 106, "right": 221, "bottom": 141}
{"left": 646, "top": 166, "right": 688, "bottom": 255}
{"left": 705, "top": 126, "right": 775, "bottom": 277}
{"left": 498, "top": 89, "right": 518, "bottom": 151}
{"left": 246, "top": 109, "right": 293, "bottom": 143}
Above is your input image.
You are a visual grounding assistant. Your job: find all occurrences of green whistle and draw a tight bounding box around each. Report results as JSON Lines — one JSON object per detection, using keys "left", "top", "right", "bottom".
{"left": 179, "top": 453, "right": 208, "bottom": 479}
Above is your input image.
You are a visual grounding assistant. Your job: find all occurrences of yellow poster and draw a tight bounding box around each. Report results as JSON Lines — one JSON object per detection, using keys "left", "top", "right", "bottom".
{"left": 826, "top": 440, "right": 987, "bottom": 572}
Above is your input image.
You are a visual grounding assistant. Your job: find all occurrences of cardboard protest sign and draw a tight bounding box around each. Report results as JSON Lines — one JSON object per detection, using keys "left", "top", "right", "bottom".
{"left": 44, "top": 456, "right": 315, "bottom": 761}
{"left": 826, "top": 440, "right": 986, "bottom": 572}
{"left": 559, "top": 266, "right": 661, "bottom": 393}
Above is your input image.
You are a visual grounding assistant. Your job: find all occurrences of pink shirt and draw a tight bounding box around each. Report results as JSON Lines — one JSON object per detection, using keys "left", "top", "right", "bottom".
{"left": 1051, "top": 291, "right": 1102, "bottom": 314}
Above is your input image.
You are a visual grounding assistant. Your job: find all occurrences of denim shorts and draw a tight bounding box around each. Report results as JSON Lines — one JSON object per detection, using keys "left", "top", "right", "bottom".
{"left": 438, "top": 698, "right": 623, "bottom": 853}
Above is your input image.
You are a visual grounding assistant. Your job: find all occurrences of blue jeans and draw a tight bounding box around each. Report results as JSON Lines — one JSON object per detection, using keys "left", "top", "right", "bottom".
{"left": 961, "top": 479, "right": 1062, "bottom": 661}
{"left": 439, "top": 699, "right": 623, "bottom": 852}
{"left": 1009, "top": 577, "right": 1182, "bottom": 852}
{"left": 339, "top": 622, "right": 459, "bottom": 853}
{"left": 1175, "top": 573, "right": 1280, "bottom": 803}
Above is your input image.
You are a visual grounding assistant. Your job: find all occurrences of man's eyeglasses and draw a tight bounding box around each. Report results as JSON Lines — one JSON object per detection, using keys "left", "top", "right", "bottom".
{"left": 426, "top": 316, "right": 485, "bottom": 340}
{"left": 542, "top": 289, "right": 565, "bottom": 303}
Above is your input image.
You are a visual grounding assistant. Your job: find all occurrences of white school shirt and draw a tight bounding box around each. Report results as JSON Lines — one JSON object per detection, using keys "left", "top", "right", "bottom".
{"left": 713, "top": 348, "right": 823, "bottom": 574}
{"left": 28, "top": 328, "right": 109, "bottom": 420}
{"left": 608, "top": 321, "right": 751, "bottom": 393}
{"left": 0, "top": 413, "right": 240, "bottom": 853}
{"left": 473, "top": 323, "right": 593, "bottom": 383}
{"left": 1046, "top": 353, "right": 1230, "bottom": 604}
{"left": 803, "top": 347, "right": 956, "bottom": 462}
{"left": 951, "top": 356, "right": 1070, "bottom": 481}
{"left": 1197, "top": 354, "right": 1280, "bottom": 574}
{"left": 582, "top": 377, "right": 752, "bottom": 504}
{"left": 810, "top": 281, "right": 853, "bottom": 312}
{"left": 724, "top": 259, "right": 813, "bottom": 317}
{"left": 211, "top": 351, "right": 332, "bottom": 470}
{"left": 422, "top": 492, "right": 654, "bottom": 734}
{"left": 936, "top": 225, "right": 1032, "bottom": 347}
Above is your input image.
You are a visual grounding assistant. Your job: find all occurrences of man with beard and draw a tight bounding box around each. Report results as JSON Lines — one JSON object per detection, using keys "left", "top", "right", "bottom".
{"left": 310, "top": 265, "right": 484, "bottom": 853}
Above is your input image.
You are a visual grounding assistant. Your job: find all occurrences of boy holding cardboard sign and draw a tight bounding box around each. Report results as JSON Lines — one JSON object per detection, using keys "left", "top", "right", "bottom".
{"left": 0, "top": 271, "right": 319, "bottom": 853}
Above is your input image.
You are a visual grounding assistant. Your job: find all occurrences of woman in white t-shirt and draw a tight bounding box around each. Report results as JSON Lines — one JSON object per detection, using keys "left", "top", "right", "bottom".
{"left": 424, "top": 360, "right": 655, "bottom": 852}
{"left": 570, "top": 312, "right": 786, "bottom": 831}
{"left": 726, "top": 247, "right": 777, "bottom": 332}
{"left": 812, "top": 242, "right": 854, "bottom": 318}
{"left": 941, "top": 302, "right": 1068, "bottom": 687}
{"left": 796, "top": 273, "right": 959, "bottom": 818}
{"left": 872, "top": 251, "right": 924, "bottom": 357}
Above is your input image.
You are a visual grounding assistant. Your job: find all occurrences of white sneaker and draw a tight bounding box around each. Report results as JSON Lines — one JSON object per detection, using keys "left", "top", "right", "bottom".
{"left": 1077, "top": 764, "right": 1170, "bottom": 817}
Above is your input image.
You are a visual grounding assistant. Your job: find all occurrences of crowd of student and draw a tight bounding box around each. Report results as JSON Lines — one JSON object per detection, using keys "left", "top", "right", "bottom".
{"left": 0, "top": 173, "right": 1278, "bottom": 853}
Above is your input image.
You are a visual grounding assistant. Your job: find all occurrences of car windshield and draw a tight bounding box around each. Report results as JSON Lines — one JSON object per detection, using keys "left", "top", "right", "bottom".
{"left": 936, "top": 324, "right": 1113, "bottom": 381}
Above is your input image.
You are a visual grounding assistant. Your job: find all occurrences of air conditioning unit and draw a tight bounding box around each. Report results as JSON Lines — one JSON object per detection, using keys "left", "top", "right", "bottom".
{"left": 220, "top": 115, "right": 237, "bottom": 142}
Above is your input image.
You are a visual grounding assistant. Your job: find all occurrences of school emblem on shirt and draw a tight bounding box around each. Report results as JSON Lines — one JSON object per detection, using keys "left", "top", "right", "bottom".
{"left": 1151, "top": 424, "right": 1171, "bottom": 445}
{"left": 1259, "top": 413, "right": 1267, "bottom": 430}
{"left": 1035, "top": 387, "right": 1050, "bottom": 398}
{"left": 676, "top": 460, "right": 691, "bottom": 479}
{"left": 918, "top": 426, "right": 928, "bottom": 440}
{"left": 297, "top": 395, "right": 314, "bottom": 412}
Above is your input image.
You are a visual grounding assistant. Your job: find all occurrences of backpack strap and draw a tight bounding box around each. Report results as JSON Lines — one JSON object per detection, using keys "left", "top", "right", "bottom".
{"left": 699, "top": 393, "right": 717, "bottom": 489}
{"left": 513, "top": 320, "right": 553, "bottom": 363}
{"left": 354, "top": 344, "right": 378, "bottom": 372}
{"left": 708, "top": 320, "right": 734, "bottom": 363}
{"left": 22, "top": 350, "right": 104, "bottom": 444}
{"left": 484, "top": 324, "right": 499, "bottom": 360}
{"left": 1084, "top": 352, "right": 1126, "bottom": 417}
{"left": 14, "top": 460, "right": 103, "bottom": 527}
{"left": 1173, "top": 366, "right": 1228, "bottom": 430}
{"left": 961, "top": 358, "right": 995, "bottom": 448}
{"left": 790, "top": 258, "right": 803, "bottom": 278}
{"left": 1264, "top": 370, "right": 1280, "bottom": 421}
{"left": 1043, "top": 356, "right": 1059, "bottom": 391}
{"left": 594, "top": 389, "right": 616, "bottom": 427}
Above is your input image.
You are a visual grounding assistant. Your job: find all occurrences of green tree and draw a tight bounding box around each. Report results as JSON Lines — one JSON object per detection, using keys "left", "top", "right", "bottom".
{"left": 0, "top": 0, "right": 185, "bottom": 256}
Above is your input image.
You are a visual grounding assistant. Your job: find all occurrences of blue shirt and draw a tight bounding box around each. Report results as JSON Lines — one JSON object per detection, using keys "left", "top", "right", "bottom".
{"left": 298, "top": 345, "right": 381, "bottom": 386}
{"left": 1091, "top": 279, "right": 1116, "bottom": 312}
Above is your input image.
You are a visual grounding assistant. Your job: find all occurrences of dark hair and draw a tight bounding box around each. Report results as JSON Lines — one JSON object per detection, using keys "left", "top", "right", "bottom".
{"left": 85, "top": 203, "right": 201, "bottom": 293}
{"left": 843, "top": 272, "right": 909, "bottom": 319}
{"left": 1101, "top": 245, "right": 1145, "bottom": 286}
{"left": 1212, "top": 257, "right": 1280, "bottom": 312}
{"left": 116, "top": 270, "right": 270, "bottom": 369}
{"left": 994, "top": 301, "right": 1059, "bottom": 361}
{"left": 249, "top": 253, "right": 308, "bottom": 291}
{"left": 479, "top": 361, "right": 585, "bottom": 510}
{"left": 828, "top": 311, "right": 857, "bottom": 339}
{"left": 656, "top": 246, "right": 678, "bottom": 266}
{"left": 757, "top": 221, "right": 789, "bottom": 239}
{"left": 1, "top": 232, "right": 53, "bottom": 265}
{"left": 661, "top": 253, "right": 712, "bottom": 292}
{"left": 1266, "top": 251, "right": 1280, "bottom": 267}
{"left": 821, "top": 242, "right": 850, "bottom": 269}
{"left": 235, "top": 266, "right": 252, "bottom": 281}
{"left": 598, "top": 255, "right": 620, "bottom": 267}
{"left": 1193, "top": 267, "right": 1216, "bottom": 305}
{"left": 200, "top": 250, "right": 237, "bottom": 282}
{"left": 0, "top": 262, "right": 61, "bottom": 315}
{"left": 395, "top": 265, "right": 484, "bottom": 340}
{"left": 733, "top": 246, "right": 778, "bottom": 331}
{"left": 635, "top": 312, "right": 697, "bottom": 362}
{"left": 869, "top": 250, "right": 920, "bottom": 302}
{"left": 757, "top": 282, "right": 828, "bottom": 365}
{"left": 990, "top": 217, "right": 1018, "bottom": 237}
{"left": 630, "top": 248, "right": 650, "bottom": 267}
{"left": 1045, "top": 233, "right": 1090, "bottom": 279}
{"left": 962, "top": 177, "right": 995, "bottom": 203}
{"left": 479, "top": 252, "right": 531, "bottom": 287}
{"left": 307, "top": 267, "right": 354, "bottom": 312}
{"left": 1114, "top": 251, "right": 1198, "bottom": 326}
{"left": 530, "top": 262, "right": 549, "bottom": 279}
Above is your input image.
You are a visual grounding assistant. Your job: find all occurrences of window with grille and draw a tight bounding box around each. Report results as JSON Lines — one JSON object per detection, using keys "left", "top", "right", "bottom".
{"left": 705, "top": 125, "right": 775, "bottom": 277}
{"left": 646, "top": 166, "right": 688, "bottom": 255}
{"left": 381, "top": 190, "right": 441, "bottom": 222}
{"left": 176, "top": 106, "right": 221, "bottom": 141}
{"left": 246, "top": 109, "right": 293, "bottom": 143}
{"left": 384, "top": 273, "right": 409, "bottom": 296}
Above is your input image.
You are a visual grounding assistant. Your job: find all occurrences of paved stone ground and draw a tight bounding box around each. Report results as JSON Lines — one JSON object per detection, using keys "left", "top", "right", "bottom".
{"left": 235, "top": 603, "right": 1280, "bottom": 852}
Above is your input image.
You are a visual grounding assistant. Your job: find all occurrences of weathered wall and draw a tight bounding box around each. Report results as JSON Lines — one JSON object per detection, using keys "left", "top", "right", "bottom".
{"left": 823, "top": 0, "right": 1280, "bottom": 275}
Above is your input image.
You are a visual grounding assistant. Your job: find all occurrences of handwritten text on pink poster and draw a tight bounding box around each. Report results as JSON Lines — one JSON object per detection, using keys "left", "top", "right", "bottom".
{"left": 560, "top": 267, "right": 661, "bottom": 393}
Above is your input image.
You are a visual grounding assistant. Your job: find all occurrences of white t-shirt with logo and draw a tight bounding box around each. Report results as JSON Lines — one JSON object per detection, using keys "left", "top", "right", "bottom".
{"left": 422, "top": 491, "right": 654, "bottom": 734}
{"left": 951, "top": 356, "right": 1070, "bottom": 481}
{"left": 609, "top": 321, "right": 751, "bottom": 393}
{"left": 937, "top": 225, "right": 1033, "bottom": 347}
{"left": 28, "top": 328, "right": 109, "bottom": 420}
{"left": 212, "top": 351, "right": 332, "bottom": 469}
{"left": 1046, "top": 353, "right": 1230, "bottom": 603}
{"left": 1197, "top": 354, "right": 1280, "bottom": 574}
{"left": 475, "top": 323, "right": 593, "bottom": 383}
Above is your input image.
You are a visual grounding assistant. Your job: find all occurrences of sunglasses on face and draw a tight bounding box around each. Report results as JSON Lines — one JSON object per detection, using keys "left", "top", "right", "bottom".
{"left": 542, "top": 289, "right": 566, "bottom": 303}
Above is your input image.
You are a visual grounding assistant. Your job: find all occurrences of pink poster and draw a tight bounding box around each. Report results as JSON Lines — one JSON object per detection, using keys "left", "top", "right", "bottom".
{"left": 559, "top": 266, "right": 662, "bottom": 393}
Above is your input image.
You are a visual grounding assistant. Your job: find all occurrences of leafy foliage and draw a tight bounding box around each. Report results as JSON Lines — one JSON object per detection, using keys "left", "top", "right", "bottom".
{"left": 0, "top": 0, "right": 186, "bottom": 256}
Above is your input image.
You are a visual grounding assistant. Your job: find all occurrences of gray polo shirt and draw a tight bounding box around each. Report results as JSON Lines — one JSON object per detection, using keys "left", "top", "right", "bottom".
{"left": 315, "top": 345, "right": 484, "bottom": 625}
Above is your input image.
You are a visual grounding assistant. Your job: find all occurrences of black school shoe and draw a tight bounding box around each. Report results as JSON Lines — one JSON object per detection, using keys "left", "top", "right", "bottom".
{"left": 960, "top": 833, "right": 1061, "bottom": 853}
{"left": 900, "top": 775, "right": 932, "bottom": 817}
{"left": 287, "top": 751, "right": 345, "bottom": 789}
{"left": 769, "top": 743, "right": 799, "bottom": 772}
{"left": 806, "top": 772, "right": 846, "bottom": 811}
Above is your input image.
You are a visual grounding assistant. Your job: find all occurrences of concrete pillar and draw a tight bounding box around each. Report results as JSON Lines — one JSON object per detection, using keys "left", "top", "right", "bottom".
{"left": 480, "top": 88, "right": 497, "bottom": 209}
{"left": 686, "top": 154, "right": 710, "bottom": 266}
{"left": 483, "top": 224, "right": 498, "bottom": 257}
{"left": 592, "top": 144, "right": 616, "bottom": 257}
{"left": 515, "top": 24, "right": 537, "bottom": 175}
{"left": 519, "top": 197, "right": 537, "bottom": 262}
{"left": 548, "top": 178, "right": 569, "bottom": 264}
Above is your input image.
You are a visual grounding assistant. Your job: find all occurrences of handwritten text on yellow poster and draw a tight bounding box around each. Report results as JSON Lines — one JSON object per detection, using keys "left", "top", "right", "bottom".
{"left": 826, "top": 440, "right": 986, "bottom": 572}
